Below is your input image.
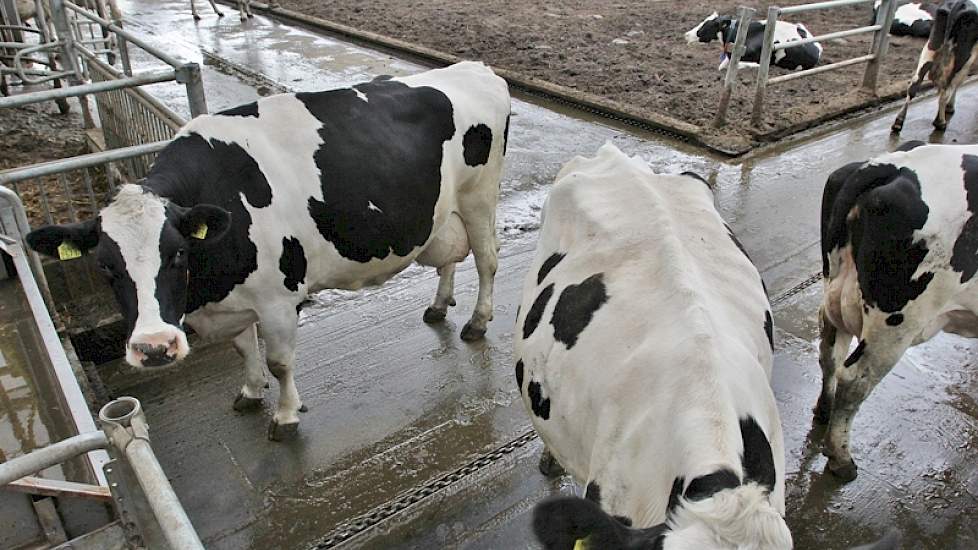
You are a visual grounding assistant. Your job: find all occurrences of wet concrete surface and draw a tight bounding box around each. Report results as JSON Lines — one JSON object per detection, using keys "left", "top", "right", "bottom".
{"left": 40, "top": 1, "right": 978, "bottom": 548}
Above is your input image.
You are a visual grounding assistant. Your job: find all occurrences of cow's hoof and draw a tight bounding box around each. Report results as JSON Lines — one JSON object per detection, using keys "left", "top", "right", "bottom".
{"left": 423, "top": 306, "right": 448, "bottom": 323}
{"left": 299, "top": 404, "right": 309, "bottom": 413}
{"left": 460, "top": 322, "right": 486, "bottom": 341}
{"left": 539, "top": 450, "right": 565, "bottom": 478}
{"left": 232, "top": 393, "right": 263, "bottom": 412}
{"left": 826, "top": 456, "right": 858, "bottom": 482}
{"left": 268, "top": 420, "right": 299, "bottom": 441}
{"left": 193, "top": 13, "right": 201, "bottom": 20}
{"left": 933, "top": 120, "right": 947, "bottom": 131}
{"left": 216, "top": 10, "right": 224, "bottom": 17}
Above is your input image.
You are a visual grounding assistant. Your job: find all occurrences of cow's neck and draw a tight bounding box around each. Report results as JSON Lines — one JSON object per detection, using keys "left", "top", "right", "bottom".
{"left": 141, "top": 134, "right": 220, "bottom": 207}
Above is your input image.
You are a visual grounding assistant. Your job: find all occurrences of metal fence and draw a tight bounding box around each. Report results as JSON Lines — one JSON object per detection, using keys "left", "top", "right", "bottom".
{"left": 714, "top": 0, "right": 900, "bottom": 127}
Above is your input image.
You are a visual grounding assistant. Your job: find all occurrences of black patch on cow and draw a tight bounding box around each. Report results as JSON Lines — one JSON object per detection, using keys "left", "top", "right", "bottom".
{"left": 684, "top": 470, "right": 740, "bottom": 501}
{"left": 503, "top": 114, "right": 511, "bottom": 155}
{"left": 910, "top": 62, "right": 933, "bottom": 96}
{"left": 667, "top": 477, "right": 684, "bottom": 515}
{"left": 740, "top": 416, "right": 776, "bottom": 492}
{"left": 896, "top": 140, "right": 927, "bottom": 152}
{"left": 951, "top": 155, "right": 978, "bottom": 282}
{"left": 95, "top": 235, "right": 141, "bottom": 336}
{"left": 764, "top": 311, "right": 774, "bottom": 351}
{"left": 296, "top": 81, "right": 455, "bottom": 263}
{"left": 585, "top": 481, "right": 601, "bottom": 505}
{"left": 727, "top": 226, "right": 752, "bottom": 263}
{"left": 825, "top": 162, "right": 934, "bottom": 312}
{"left": 146, "top": 133, "right": 269, "bottom": 312}
{"left": 279, "top": 237, "right": 307, "bottom": 292}
{"left": 462, "top": 123, "right": 493, "bottom": 166}
{"left": 528, "top": 380, "right": 551, "bottom": 420}
{"left": 887, "top": 313, "right": 905, "bottom": 326}
{"left": 551, "top": 274, "right": 608, "bottom": 348}
{"left": 537, "top": 252, "right": 565, "bottom": 284}
{"left": 797, "top": 26, "right": 808, "bottom": 38}
{"left": 219, "top": 101, "right": 259, "bottom": 118}
{"left": 523, "top": 283, "right": 555, "bottom": 339}
{"left": 372, "top": 74, "right": 393, "bottom": 81}
{"left": 844, "top": 340, "right": 867, "bottom": 367}
{"left": 531, "top": 497, "right": 668, "bottom": 550}
{"left": 681, "top": 171, "right": 710, "bottom": 188}
{"left": 515, "top": 359, "right": 524, "bottom": 390}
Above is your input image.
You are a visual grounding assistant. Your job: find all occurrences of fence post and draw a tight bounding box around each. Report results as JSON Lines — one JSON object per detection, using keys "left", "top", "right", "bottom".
{"left": 862, "top": 0, "right": 898, "bottom": 93}
{"left": 751, "top": 6, "right": 780, "bottom": 127}
{"left": 714, "top": 6, "right": 756, "bottom": 128}
{"left": 176, "top": 62, "right": 208, "bottom": 118}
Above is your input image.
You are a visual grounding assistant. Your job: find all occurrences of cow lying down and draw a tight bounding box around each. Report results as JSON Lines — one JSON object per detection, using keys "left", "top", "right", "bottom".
{"left": 27, "top": 61, "right": 510, "bottom": 440}
{"left": 517, "top": 144, "right": 898, "bottom": 550}
{"left": 818, "top": 142, "right": 978, "bottom": 482}
{"left": 685, "top": 12, "right": 822, "bottom": 71}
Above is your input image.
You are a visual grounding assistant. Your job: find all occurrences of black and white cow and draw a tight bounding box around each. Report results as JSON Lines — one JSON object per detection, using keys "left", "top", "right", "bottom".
{"left": 26, "top": 61, "right": 510, "bottom": 440}
{"left": 818, "top": 142, "right": 978, "bottom": 482}
{"left": 515, "top": 144, "right": 791, "bottom": 549}
{"left": 685, "top": 12, "right": 822, "bottom": 71}
{"left": 874, "top": 1, "right": 939, "bottom": 37}
{"left": 892, "top": 0, "right": 978, "bottom": 132}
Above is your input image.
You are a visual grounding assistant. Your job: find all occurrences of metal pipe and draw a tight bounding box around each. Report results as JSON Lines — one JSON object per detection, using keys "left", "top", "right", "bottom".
{"left": 0, "top": 431, "right": 107, "bottom": 485}
{"left": 768, "top": 54, "right": 876, "bottom": 84}
{"left": 863, "top": 0, "right": 898, "bottom": 92}
{"left": 177, "top": 63, "right": 208, "bottom": 117}
{"left": 63, "top": 1, "right": 184, "bottom": 68}
{"left": 0, "top": 141, "right": 169, "bottom": 185}
{"left": 751, "top": 6, "right": 781, "bottom": 126}
{"left": 714, "top": 6, "right": 755, "bottom": 128}
{"left": 0, "top": 69, "right": 177, "bottom": 109}
{"left": 771, "top": 25, "right": 881, "bottom": 51}
{"left": 780, "top": 0, "right": 874, "bottom": 15}
{"left": 99, "top": 398, "right": 205, "bottom": 550}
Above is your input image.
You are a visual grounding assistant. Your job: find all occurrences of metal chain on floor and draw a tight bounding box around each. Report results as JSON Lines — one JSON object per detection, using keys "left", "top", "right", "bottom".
{"left": 311, "top": 429, "right": 538, "bottom": 549}
{"left": 771, "top": 271, "right": 823, "bottom": 307}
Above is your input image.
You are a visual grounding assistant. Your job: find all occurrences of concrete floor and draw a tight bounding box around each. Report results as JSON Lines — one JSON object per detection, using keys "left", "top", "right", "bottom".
{"left": 37, "top": 1, "right": 978, "bottom": 548}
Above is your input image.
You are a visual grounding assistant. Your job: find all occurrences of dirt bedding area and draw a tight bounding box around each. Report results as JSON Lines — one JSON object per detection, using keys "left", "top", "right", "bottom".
{"left": 275, "top": 0, "right": 927, "bottom": 149}
{"left": 0, "top": 104, "right": 106, "bottom": 227}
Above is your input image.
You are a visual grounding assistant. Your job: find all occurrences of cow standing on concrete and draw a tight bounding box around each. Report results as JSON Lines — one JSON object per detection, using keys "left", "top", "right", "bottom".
{"left": 515, "top": 144, "right": 792, "bottom": 549}
{"left": 818, "top": 142, "right": 978, "bottom": 481}
{"left": 190, "top": 0, "right": 252, "bottom": 21}
{"left": 891, "top": 0, "right": 978, "bottom": 132}
{"left": 27, "top": 62, "right": 511, "bottom": 440}
{"left": 685, "top": 12, "right": 822, "bottom": 71}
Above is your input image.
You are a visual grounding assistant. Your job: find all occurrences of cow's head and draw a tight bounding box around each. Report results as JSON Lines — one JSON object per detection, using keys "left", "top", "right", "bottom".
{"left": 685, "top": 12, "right": 732, "bottom": 44}
{"left": 26, "top": 185, "right": 230, "bottom": 368}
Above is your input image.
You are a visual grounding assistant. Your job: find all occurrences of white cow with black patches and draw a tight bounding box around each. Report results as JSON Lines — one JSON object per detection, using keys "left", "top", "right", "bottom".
{"left": 27, "top": 61, "right": 510, "bottom": 440}
{"left": 818, "top": 142, "right": 978, "bottom": 482}
{"left": 515, "top": 144, "right": 791, "bottom": 550}
{"left": 685, "top": 12, "right": 822, "bottom": 71}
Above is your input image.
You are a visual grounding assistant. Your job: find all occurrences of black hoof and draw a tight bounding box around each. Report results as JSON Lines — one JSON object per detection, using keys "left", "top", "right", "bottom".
{"left": 264, "top": 381, "right": 270, "bottom": 389}
{"left": 232, "top": 393, "right": 263, "bottom": 412}
{"left": 933, "top": 120, "right": 947, "bottom": 131}
{"left": 298, "top": 404, "right": 309, "bottom": 413}
{"left": 539, "top": 450, "right": 566, "bottom": 478}
{"left": 890, "top": 122, "right": 902, "bottom": 133}
{"left": 423, "top": 306, "right": 447, "bottom": 324}
{"left": 826, "top": 456, "right": 858, "bottom": 482}
{"left": 460, "top": 322, "right": 486, "bottom": 341}
{"left": 268, "top": 420, "right": 299, "bottom": 441}
{"left": 193, "top": 14, "right": 201, "bottom": 20}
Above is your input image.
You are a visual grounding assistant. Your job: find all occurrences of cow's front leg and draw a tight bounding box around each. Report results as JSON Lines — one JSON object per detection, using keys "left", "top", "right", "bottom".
{"left": 423, "top": 264, "right": 457, "bottom": 323}
{"left": 539, "top": 447, "right": 566, "bottom": 477}
{"left": 824, "top": 332, "right": 909, "bottom": 481}
{"left": 232, "top": 323, "right": 267, "bottom": 412}
{"left": 933, "top": 87, "right": 954, "bottom": 130}
{"left": 815, "top": 306, "right": 852, "bottom": 425}
{"left": 261, "top": 312, "right": 305, "bottom": 441}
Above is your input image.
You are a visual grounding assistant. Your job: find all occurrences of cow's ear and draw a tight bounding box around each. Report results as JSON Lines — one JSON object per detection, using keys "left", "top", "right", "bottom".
{"left": 177, "top": 204, "right": 231, "bottom": 245}
{"left": 25, "top": 219, "right": 99, "bottom": 260}
{"left": 532, "top": 496, "right": 667, "bottom": 550}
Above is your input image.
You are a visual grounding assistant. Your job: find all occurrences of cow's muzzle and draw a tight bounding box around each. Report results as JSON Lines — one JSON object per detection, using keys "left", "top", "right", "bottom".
{"left": 127, "top": 328, "right": 189, "bottom": 368}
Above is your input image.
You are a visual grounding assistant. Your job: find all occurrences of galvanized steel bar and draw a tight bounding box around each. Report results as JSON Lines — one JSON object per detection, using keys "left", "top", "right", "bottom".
{"left": 751, "top": 6, "right": 781, "bottom": 126}
{"left": 863, "top": 0, "right": 898, "bottom": 92}
{"left": 780, "top": 0, "right": 874, "bottom": 15}
{"left": 63, "top": 0, "right": 184, "bottom": 68}
{"left": 57, "top": 173, "right": 77, "bottom": 222}
{"left": 768, "top": 54, "right": 876, "bottom": 84}
{"left": 714, "top": 6, "right": 755, "bottom": 128}
{"left": 0, "top": 141, "right": 169, "bottom": 185}
{"left": 177, "top": 62, "right": 208, "bottom": 117}
{"left": 771, "top": 24, "right": 881, "bottom": 50}
{"left": 0, "top": 431, "right": 108, "bottom": 486}
{"left": 0, "top": 68, "right": 177, "bottom": 109}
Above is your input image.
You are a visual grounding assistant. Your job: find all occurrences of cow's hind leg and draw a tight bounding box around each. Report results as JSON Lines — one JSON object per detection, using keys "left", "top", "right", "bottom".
{"left": 204, "top": 0, "right": 224, "bottom": 17}
{"left": 260, "top": 310, "right": 305, "bottom": 441}
{"left": 893, "top": 44, "right": 936, "bottom": 132}
{"left": 539, "top": 447, "right": 566, "bottom": 477}
{"left": 232, "top": 323, "right": 267, "bottom": 412}
{"left": 815, "top": 306, "right": 852, "bottom": 425}
{"left": 457, "top": 172, "right": 502, "bottom": 341}
{"left": 824, "top": 330, "right": 910, "bottom": 481}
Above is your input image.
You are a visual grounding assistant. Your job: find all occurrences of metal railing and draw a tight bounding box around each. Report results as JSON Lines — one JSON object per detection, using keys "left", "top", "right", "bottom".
{"left": 714, "top": 0, "right": 900, "bottom": 126}
{"left": 0, "top": 397, "right": 204, "bottom": 549}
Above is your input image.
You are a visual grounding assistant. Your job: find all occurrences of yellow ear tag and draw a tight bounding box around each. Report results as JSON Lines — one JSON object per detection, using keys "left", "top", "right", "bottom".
{"left": 574, "top": 539, "right": 587, "bottom": 550}
{"left": 190, "top": 224, "right": 208, "bottom": 240}
{"left": 57, "top": 241, "right": 82, "bottom": 261}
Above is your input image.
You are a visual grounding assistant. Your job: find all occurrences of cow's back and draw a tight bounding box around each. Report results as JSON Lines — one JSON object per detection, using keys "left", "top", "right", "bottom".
{"left": 514, "top": 144, "right": 781, "bottom": 526}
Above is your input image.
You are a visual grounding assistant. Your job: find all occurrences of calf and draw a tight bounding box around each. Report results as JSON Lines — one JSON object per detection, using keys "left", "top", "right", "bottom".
{"left": 891, "top": 0, "right": 978, "bottom": 132}
{"left": 874, "top": 1, "right": 939, "bottom": 37}
{"left": 515, "top": 144, "right": 790, "bottom": 549}
{"left": 27, "top": 62, "right": 510, "bottom": 440}
{"left": 190, "top": 0, "right": 252, "bottom": 21}
{"left": 818, "top": 142, "right": 978, "bottom": 481}
{"left": 685, "top": 12, "right": 822, "bottom": 71}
